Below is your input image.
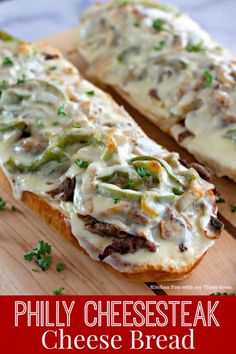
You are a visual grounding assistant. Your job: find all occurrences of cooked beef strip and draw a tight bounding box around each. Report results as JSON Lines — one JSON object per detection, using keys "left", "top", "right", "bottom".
{"left": 80, "top": 215, "right": 157, "bottom": 260}
{"left": 46, "top": 177, "right": 75, "bottom": 202}
{"left": 43, "top": 53, "right": 60, "bottom": 60}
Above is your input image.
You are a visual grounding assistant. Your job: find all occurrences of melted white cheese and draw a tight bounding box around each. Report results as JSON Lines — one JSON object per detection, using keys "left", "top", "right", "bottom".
{"left": 79, "top": 0, "right": 236, "bottom": 181}
{"left": 0, "top": 35, "right": 218, "bottom": 274}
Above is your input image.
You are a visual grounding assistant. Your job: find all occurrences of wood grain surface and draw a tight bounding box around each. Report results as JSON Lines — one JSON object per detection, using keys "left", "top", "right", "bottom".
{"left": 0, "top": 28, "right": 235, "bottom": 295}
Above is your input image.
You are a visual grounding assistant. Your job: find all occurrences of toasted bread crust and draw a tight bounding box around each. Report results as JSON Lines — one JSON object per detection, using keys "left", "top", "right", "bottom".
{"left": 0, "top": 167, "right": 205, "bottom": 282}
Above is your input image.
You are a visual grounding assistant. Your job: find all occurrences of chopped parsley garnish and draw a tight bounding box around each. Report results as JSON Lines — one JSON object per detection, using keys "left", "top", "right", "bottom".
{"left": 134, "top": 21, "right": 140, "bottom": 27}
{"left": 2, "top": 57, "right": 13, "bottom": 67}
{"left": 57, "top": 104, "right": 68, "bottom": 116}
{"left": 74, "top": 124, "right": 81, "bottom": 128}
{"left": 11, "top": 205, "right": 17, "bottom": 211}
{"left": 186, "top": 42, "right": 205, "bottom": 53}
{"left": 86, "top": 90, "right": 95, "bottom": 96}
{"left": 24, "top": 240, "right": 52, "bottom": 271}
{"left": 114, "top": 197, "right": 121, "bottom": 204}
{"left": 56, "top": 262, "right": 66, "bottom": 273}
{"left": 0, "top": 197, "right": 6, "bottom": 211}
{"left": 203, "top": 69, "right": 214, "bottom": 87}
{"left": 136, "top": 166, "right": 151, "bottom": 178}
{"left": 49, "top": 65, "right": 57, "bottom": 71}
{"left": 154, "top": 39, "right": 166, "bottom": 51}
{"left": 152, "top": 19, "right": 166, "bottom": 32}
{"left": 51, "top": 121, "right": 60, "bottom": 126}
{"left": 53, "top": 287, "right": 65, "bottom": 296}
{"left": 124, "top": 180, "right": 137, "bottom": 189}
{"left": 17, "top": 74, "right": 26, "bottom": 84}
{"left": 75, "top": 159, "right": 89, "bottom": 168}
{"left": 231, "top": 204, "right": 236, "bottom": 213}
{"left": 216, "top": 196, "right": 225, "bottom": 204}
{"left": 36, "top": 117, "right": 45, "bottom": 128}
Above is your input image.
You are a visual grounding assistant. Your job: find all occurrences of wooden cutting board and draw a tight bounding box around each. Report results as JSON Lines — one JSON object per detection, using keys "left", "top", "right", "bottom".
{"left": 0, "top": 29, "right": 235, "bottom": 295}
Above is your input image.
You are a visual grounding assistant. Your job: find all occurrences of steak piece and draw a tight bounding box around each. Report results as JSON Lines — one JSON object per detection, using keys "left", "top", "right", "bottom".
{"left": 81, "top": 215, "right": 157, "bottom": 260}
{"left": 46, "top": 177, "right": 75, "bottom": 202}
{"left": 43, "top": 53, "right": 60, "bottom": 60}
{"left": 206, "top": 215, "right": 224, "bottom": 238}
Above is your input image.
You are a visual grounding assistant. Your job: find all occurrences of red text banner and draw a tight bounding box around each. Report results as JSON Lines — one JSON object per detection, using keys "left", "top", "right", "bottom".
{"left": 0, "top": 296, "right": 233, "bottom": 353}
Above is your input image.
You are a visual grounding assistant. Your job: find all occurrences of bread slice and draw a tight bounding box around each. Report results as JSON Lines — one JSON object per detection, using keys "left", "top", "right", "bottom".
{"left": 0, "top": 167, "right": 206, "bottom": 282}
{"left": 78, "top": 0, "right": 236, "bottom": 182}
{"left": 0, "top": 34, "right": 222, "bottom": 282}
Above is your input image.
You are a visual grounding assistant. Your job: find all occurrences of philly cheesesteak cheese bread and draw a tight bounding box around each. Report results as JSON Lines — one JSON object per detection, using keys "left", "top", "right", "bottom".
{"left": 79, "top": 0, "right": 236, "bottom": 182}
{"left": 0, "top": 32, "right": 223, "bottom": 281}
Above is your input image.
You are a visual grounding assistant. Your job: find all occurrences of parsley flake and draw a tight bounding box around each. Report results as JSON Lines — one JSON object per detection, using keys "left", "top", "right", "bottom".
{"left": 134, "top": 21, "right": 140, "bottom": 27}
{"left": 51, "top": 121, "right": 60, "bottom": 126}
{"left": 49, "top": 65, "right": 57, "bottom": 71}
{"left": 56, "top": 262, "right": 66, "bottom": 273}
{"left": 216, "top": 196, "right": 225, "bottom": 204}
{"left": 11, "top": 205, "right": 17, "bottom": 211}
{"left": 75, "top": 159, "right": 89, "bottom": 168}
{"left": 0, "top": 197, "right": 6, "bottom": 211}
{"left": 154, "top": 39, "right": 166, "bottom": 51}
{"left": 2, "top": 57, "right": 13, "bottom": 67}
{"left": 57, "top": 104, "right": 67, "bottom": 116}
{"left": 36, "top": 117, "right": 45, "bottom": 128}
{"left": 24, "top": 240, "right": 52, "bottom": 271}
{"left": 114, "top": 197, "right": 121, "bottom": 204}
{"left": 53, "top": 287, "right": 65, "bottom": 296}
{"left": 137, "top": 166, "right": 151, "bottom": 178}
{"left": 186, "top": 42, "right": 205, "bottom": 52}
{"left": 231, "top": 204, "right": 236, "bottom": 213}
{"left": 17, "top": 75, "right": 26, "bottom": 84}
{"left": 86, "top": 90, "right": 95, "bottom": 96}
{"left": 124, "top": 180, "right": 137, "bottom": 189}
{"left": 152, "top": 19, "right": 166, "bottom": 32}
{"left": 204, "top": 69, "right": 214, "bottom": 87}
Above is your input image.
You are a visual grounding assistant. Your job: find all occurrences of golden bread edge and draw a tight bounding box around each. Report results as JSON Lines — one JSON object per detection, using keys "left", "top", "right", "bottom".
{"left": 0, "top": 167, "right": 204, "bottom": 283}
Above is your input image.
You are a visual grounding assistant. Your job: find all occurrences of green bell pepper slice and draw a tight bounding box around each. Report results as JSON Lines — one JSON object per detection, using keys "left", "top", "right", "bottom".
{"left": 0, "top": 121, "right": 27, "bottom": 134}
{"left": 57, "top": 132, "right": 93, "bottom": 149}
{"left": 5, "top": 148, "right": 69, "bottom": 173}
{"left": 130, "top": 156, "right": 185, "bottom": 187}
{"left": 97, "top": 182, "right": 143, "bottom": 202}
